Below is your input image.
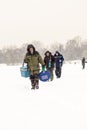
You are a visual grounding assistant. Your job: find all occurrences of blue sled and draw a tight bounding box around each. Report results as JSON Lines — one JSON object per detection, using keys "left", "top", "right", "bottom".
{"left": 39, "top": 71, "right": 50, "bottom": 82}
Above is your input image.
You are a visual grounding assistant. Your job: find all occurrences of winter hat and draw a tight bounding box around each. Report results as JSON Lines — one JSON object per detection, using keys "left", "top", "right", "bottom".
{"left": 27, "top": 44, "right": 35, "bottom": 52}
{"left": 55, "top": 51, "right": 59, "bottom": 54}
{"left": 44, "top": 51, "right": 51, "bottom": 56}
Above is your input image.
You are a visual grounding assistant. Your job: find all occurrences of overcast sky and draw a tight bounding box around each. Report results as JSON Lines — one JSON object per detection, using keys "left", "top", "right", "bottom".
{"left": 0, "top": 0, "right": 87, "bottom": 47}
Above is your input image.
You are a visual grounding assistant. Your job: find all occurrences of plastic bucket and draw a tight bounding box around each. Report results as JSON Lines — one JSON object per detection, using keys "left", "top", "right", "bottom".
{"left": 20, "top": 66, "right": 30, "bottom": 78}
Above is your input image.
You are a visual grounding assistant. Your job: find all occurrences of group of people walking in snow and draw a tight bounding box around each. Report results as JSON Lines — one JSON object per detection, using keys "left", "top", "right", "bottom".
{"left": 23, "top": 44, "right": 64, "bottom": 89}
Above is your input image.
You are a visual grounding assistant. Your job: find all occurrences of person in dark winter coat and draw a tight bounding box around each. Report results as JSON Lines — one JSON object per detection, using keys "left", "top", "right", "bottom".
{"left": 44, "top": 51, "right": 55, "bottom": 81}
{"left": 54, "top": 51, "right": 64, "bottom": 78}
{"left": 24, "top": 44, "right": 45, "bottom": 89}
{"left": 82, "top": 57, "right": 85, "bottom": 69}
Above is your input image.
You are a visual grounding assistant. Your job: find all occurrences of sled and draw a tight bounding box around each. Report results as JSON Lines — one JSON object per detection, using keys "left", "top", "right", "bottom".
{"left": 39, "top": 71, "right": 50, "bottom": 82}
{"left": 20, "top": 65, "right": 30, "bottom": 78}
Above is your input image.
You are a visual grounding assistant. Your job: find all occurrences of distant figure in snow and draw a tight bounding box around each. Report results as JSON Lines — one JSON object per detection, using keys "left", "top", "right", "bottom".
{"left": 82, "top": 57, "right": 85, "bottom": 69}
{"left": 54, "top": 51, "right": 64, "bottom": 78}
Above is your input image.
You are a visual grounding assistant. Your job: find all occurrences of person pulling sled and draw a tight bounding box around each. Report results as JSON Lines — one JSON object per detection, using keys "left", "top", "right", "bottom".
{"left": 44, "top": 51, "right": 55, "bottom": 81}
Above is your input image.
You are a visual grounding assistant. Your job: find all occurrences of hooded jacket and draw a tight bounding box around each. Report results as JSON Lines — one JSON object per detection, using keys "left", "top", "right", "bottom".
{"left": 24, "top": 44, "right": 45, "bottom": 75}
{"left": 44, "top": 51, "right": 55, "bottom": 69}
{"left": 54, "top": 51, "right": 64, "bottom": 67}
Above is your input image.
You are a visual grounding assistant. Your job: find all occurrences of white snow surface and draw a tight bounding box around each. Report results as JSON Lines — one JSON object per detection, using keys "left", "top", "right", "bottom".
{"left": 0, "top": 62, "right": 87, "bottom": 130}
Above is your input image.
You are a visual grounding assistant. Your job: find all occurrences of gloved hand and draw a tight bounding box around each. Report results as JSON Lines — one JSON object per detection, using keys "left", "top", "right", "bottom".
{"left": 42, "top": 65, "right": 45, "bottom": 71}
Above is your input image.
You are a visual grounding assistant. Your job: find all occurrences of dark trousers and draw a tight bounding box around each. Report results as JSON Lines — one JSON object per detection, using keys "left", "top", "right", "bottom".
{"left": 82, "top": 63, "right": 85, "bottom": 69}
{"left": 30, "top": 74, "right": 39, "bottom": 88}
{"left": 47, "top": 68, "right": 54, "bottom": 81}
{"left": 55, "top": 67, "right": 61, "bottom": 78}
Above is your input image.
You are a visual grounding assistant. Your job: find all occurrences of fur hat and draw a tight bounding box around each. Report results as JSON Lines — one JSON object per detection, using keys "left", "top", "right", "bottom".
{"left": 27, "top": 44, "right": 35, "bottom": 52}
{"left": 44, "top": 51, "right": 51, "bottom": 56}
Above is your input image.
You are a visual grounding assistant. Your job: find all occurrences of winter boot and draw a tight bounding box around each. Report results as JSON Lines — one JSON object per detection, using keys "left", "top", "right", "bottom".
{"left": 35, "top": 80, "right": 39, "bottom": 89}
{"left": 31, "top": 80, "right": 35, "bottom": 89}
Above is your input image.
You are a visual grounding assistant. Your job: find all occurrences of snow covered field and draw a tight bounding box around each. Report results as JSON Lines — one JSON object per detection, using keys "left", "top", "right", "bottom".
{"left": 0, "top": 62, "right": 87, "bottom": 130}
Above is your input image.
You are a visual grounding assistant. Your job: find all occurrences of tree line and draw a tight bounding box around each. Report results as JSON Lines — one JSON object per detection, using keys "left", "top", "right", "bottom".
{"left": 0, "top": 36, "right": 87, "bottom": 65}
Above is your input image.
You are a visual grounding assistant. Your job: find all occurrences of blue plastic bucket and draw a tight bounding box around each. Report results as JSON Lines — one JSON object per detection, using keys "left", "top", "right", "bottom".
{"left": 20, "top": 66, "right": 30, "bottom": 78}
